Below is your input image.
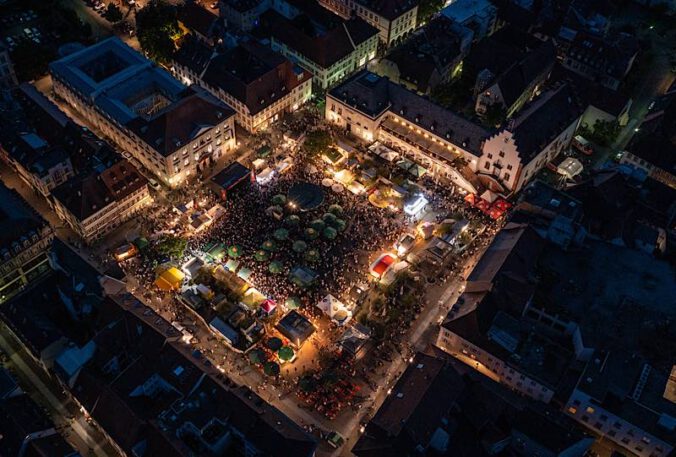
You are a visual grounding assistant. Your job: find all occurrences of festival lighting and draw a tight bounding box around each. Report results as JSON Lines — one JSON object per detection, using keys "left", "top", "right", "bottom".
{"left": 404, "top": 194, "right": 428, "bottom": 216}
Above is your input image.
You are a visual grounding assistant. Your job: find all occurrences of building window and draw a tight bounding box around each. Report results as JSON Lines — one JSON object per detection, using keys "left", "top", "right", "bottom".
{"left": 484, "top": 161, "right": 490, "bottom": 169}
{"left": 506, "top": 164, "right": 513, "bottom": 170}
{"left": 586, "top": 407, "right": 595, "bottom": 414}
{"left": 499, "top": 151, "right": 505, "bottom": 158}
{"left": 504, "top": 173, "right": 510, "bottom": 181}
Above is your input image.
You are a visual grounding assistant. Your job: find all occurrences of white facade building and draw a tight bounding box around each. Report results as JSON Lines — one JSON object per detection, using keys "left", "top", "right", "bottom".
{"left": 479, "top": 84, "right": 583, "bottom": 193}
{"left": 50, "top": 37, "right": 237, "bottom": 188}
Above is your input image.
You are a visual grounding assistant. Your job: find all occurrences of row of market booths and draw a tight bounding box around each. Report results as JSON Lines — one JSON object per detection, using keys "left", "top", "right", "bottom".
{"left": 366, "top": 140, "right": 515, "bottom": 221}
{"left": 159, "top": 243, "right": 347, "bottom": 351}
{"left": 172, "top": 200, "right": 227, "bottom": 234}
{"left": 321, "top": 141, "right": 430, "bottom": 219}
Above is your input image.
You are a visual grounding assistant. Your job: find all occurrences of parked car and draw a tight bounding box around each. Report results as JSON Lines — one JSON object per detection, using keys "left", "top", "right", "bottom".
{"left": 113, "top": 243, "right": 138, "bottom": 262}
{"left": 326, "top": 431, "right": 345, "bottom": 449}
{"left": 572, "top": 135, "right": 593, "bottom": 156}
{"left": 148, "top": 178, "right": 161, "bottom": 190}
{"left": 394, "top": 232, "right": 416, "bottom": 256}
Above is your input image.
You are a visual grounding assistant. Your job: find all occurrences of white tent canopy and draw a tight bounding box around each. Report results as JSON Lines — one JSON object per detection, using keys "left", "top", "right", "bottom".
{"left": 317, "top": 294, "right": 352, "bottom": 326}
{"left": 557, "top": 157, "right": 584, "bottom": 179}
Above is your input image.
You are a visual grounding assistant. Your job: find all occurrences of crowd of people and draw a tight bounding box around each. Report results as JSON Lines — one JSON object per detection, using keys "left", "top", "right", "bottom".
{"left": 184, "top": 156, "right": 408, "bottom": 308}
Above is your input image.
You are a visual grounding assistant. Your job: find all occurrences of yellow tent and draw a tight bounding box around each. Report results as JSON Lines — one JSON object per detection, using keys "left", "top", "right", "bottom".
{"left": 155, "top": 267, "right": 185, "bottom": 291}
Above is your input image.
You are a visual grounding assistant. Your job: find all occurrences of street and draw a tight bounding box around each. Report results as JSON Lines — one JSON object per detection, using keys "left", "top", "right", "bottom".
{"left": 0, "top": 321, "right": 120, "bottom": 457}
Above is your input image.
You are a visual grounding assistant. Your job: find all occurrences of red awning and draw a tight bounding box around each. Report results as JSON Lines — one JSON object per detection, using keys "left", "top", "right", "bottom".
{"left": 261, "top": 299, "right": 277, "bottom": 313}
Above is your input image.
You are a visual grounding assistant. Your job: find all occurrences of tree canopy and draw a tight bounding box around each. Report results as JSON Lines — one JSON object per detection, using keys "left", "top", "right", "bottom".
{"left": 417, "top": 0, "right": 444, "bottom": 23}
{"left": 104, "top": 3, "right": 123, "bottom": 23}
{"left": 579, "top": 120, "right": 621, "bottom": 147}
{"left": 136, "top": 1, "right": 180, "bottom": 63}
{"left": 484, "top": 103, "right": 507, "bottom": 128}
{"left": 303, "top": 130, "right": 332, "bottom": 156}
{"left": 155, "top": 235, "right": 187, "bottom": 259}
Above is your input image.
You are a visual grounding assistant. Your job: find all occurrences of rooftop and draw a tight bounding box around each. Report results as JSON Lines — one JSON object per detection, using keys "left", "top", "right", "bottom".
{"left": 532, "top": 240, "right": 676, "bottom": 370}
{"left": 509, "top": 83, "right": 585, "bottom": 162}
{"left": 384, "top": 16, "right": 470, "bottom": 93}
{"left": 441, "top": 0, "right": 496, "bottom": 23}
{"left": 354, "top": 0, "right": 418, "bottom": 20}
{"left": 577, "top": 351, "right": 676, "bottom": 443}
{"left": 329, "top": 71, "right": 490, "bottom": 155}
{"left": 50, "top": 37, "right": 151, "bottom": 99}
{"left": 50, "top": 38, "right": 234, "bottom": 156}
{"left": 491, "top": 40, "right": 556, "bottom": 109}
{"left": 172, "top": 34, "right": 214, "bottom": 76}
{"left": 551, "top": 64, "right": 631, "bottom": 117}
{"left": 516, "top": 179, "right": 583, "bottom": 221}
{"left": 224, "top": 0, "right": 265, "bottom": 13}
{"left": 0, "top": 182, "right": 50, "bottom": 253}
{"left": 261, "top": 9, "right": 378, "bottom": 68}
{"left": 276, "top": 310, "right": 316, "bottom": 345}
{"left": 178, "top": 3, "right": 220, "bottom": 39}
{"left": 355, "top": 352, "right": 587, "bottom": 456}
{"left": 51, "top": 159, "right": 147, "bottom": 221}
{"left": 125, "top": 86, "right": 234, "bottom": 157}
{"left": 202, "top": 40, "right": 311, "bottom": 115}
{"left": 564, "top": 31, "right": 639, "bottom": 79}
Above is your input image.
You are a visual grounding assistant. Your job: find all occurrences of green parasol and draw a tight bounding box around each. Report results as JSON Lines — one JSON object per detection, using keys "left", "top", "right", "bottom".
{"left": 310, "top": 219, "right": 326, "bottom": 231}
{"left": 284, "top": 215, "right": 301, "bottom": 227}
{"left": 304, "top": 249, "right": 320, "bottom": 263}
{"left": 268, "top": 260, "right": 283, "bottom": 274}
{"left": 334, "top": 218, "right": 347, "bottom": 232}
{"left": 322, "top": 212, "right": 338, "bottom": 225}
{"left": 328, "top": 204, "right": 344, "bottom": 215}
{"left": 304, "top": 227, "right": 319, "bottom": 240}
{"left": 278, "top": 346, "right": 295, "bottom": 362}
{"left": 254, "top": 249, "right": 270, "bottom": 262}
{"left": 271, "top": 194, "right": 287, "bottom": 206}
{"left": 265, "top": 337, "right": 283, "bottom": 351}
{"left": 322, "top": 226, "right": 337, "bottom": 240}
{"left": 264, "top": 361, "right": 280, "bottom": 376}
{"left": 227, "top": 245, "right": 243, "bottom": 258}
{"left": 261, "top": 239, "right": 278, "bottom": 251}
{"left": 248, "top": 348, "right": 266, "bottom": 364}
{"left": 273, "top": 228, "right": 289, "bottom": 240}
{"left": 292, "top": 240, "right": 307, "bottom": 253}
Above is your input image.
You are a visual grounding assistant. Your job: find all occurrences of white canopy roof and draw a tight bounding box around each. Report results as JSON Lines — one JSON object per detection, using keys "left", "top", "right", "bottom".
{"left": 557, "top": 157, "right": 584, "bottom": 179}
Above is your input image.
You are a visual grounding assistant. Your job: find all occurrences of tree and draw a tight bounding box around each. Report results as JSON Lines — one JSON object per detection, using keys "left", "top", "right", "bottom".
{"left": 104, "top": 3, "right": 123, "bottom": 23}
{"left": 593, "top": 120, "right": 621, "bottom": 146}
{"left": 580, "top": 119, "right": 621, "bottom": 147}
{"left": 303, "top": 130, "right": 332, "bottom": 156}
{"left": 10, "top": 41, "right": 55, "bottom": 81}
{"left": 431, "top": 74, "right": 473, "bottom": 111}
{"left": 136, "top": 1, "right": 180, "bottom": 63}
{"left": 417, "top": 0, "right": 444, "bottom": 23}
{"left": 484, "top": 103, "right": 507, "bottom": 127}
{"left": 155, "top": 235, "right": 187, "bottom": 259}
